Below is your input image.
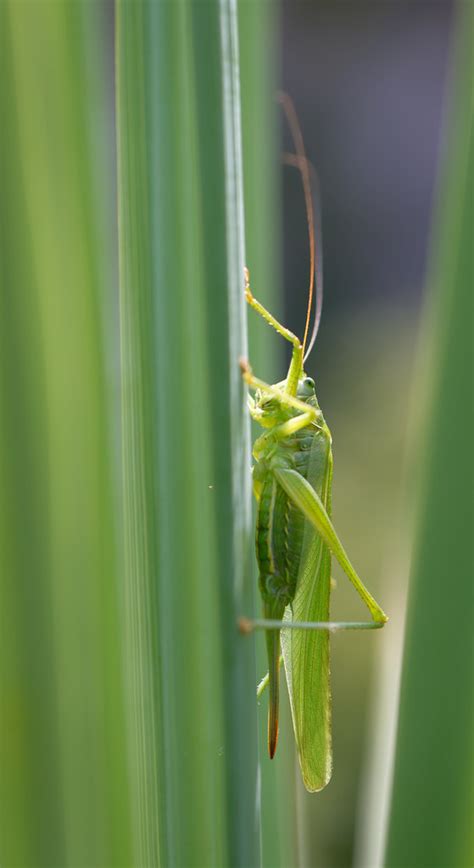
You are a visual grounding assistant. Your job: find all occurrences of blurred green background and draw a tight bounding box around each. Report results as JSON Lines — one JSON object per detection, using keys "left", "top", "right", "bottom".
{"left": 0, "top": 1, "right": 471, "bottom": 867}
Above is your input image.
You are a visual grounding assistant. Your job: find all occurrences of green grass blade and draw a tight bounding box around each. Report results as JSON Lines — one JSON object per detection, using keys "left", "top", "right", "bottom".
{"left": 0, "top": 3, "right": 130, "bottom": 865}
{"left": 238, "top": 5, "right": 298, "bottom": 865}
{"left": 116, "top": 1, "right": 260, "bottom": 864}
{"left": 384, "top": 7, "right": 474, "bottom": 866}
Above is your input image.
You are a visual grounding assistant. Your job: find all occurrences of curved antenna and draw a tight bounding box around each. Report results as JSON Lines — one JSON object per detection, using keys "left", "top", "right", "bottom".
{"left": 304, "top": 166, "right": 323, "bottom": 361}
{"left": 277, "top": 92, "right": 320, "bottom": 360}
{"left": 282, "top": 152, "right": 323, "bottom": 362}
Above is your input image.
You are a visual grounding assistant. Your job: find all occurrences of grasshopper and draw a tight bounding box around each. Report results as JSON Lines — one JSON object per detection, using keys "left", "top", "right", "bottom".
{"left": 240, "top": 95, "right": 387, "bottom": 792}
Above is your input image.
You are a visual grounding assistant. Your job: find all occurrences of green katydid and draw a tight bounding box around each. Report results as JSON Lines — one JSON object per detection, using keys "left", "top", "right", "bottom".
{"left": 240, "top": 95, "right": 387, "bottom": 793}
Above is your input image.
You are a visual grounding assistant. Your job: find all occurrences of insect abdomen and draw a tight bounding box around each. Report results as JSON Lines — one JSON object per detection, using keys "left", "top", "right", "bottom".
{"left": 286, "top": 427, "right": 314, "bottom": 585}
{"left": 256, "top": 475, "right": 290, "bottom": 605}
{"left": 256, "top": 430, "right": 314, "bottom": 608}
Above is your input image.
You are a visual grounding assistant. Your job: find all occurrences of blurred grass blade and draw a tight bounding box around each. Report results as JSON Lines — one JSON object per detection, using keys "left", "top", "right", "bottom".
{"left": 239, "top": 5, "right": 299, "bottom": 865}
{"left": 384, "top": 7, "right": 473, "bottom": 867}
{"left": 116, "top": 1, "right": 260, "bottom": 865}
{"left": 0, "top": 2, "right": 130, "bottom": 866}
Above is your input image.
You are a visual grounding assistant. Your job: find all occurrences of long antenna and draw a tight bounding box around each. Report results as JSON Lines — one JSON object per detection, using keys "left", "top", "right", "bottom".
{"left": 282, "top": 152, "right": 323, "bottom": 361}
{"left": 277, "top": 92, "right": 322, "bottom": 361}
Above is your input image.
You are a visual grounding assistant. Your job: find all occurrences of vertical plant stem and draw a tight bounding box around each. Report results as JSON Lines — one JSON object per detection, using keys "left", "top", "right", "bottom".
{"left": 116, "top": 1, "right": 260, "bottom": 864}
{"left": 0, "top": 2, "right": 130, "bottom": 865}
{"left": 384, "top": 7, "right": 474, "bottom": 867}
{"left": 239, "top": 4, "right": 298, "bottom": 867}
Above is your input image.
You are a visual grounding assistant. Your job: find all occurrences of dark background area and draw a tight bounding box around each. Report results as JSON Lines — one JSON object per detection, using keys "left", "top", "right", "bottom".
{"left": 280, "top": 0, "right": 454, "bottom": 334}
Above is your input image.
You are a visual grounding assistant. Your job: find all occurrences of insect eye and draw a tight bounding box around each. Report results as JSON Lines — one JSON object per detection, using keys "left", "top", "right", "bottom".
{"left": 304, "top": 377, "right": 315, "bottom": 390}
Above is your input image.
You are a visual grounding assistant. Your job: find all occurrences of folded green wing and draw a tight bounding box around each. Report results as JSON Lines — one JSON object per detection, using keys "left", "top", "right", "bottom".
{"left": 279, "top": 430, "right": 333, "bottom": 792}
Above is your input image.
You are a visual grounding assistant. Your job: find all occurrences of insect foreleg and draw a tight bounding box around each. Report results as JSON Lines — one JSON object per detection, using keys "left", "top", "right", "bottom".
{"left": 244, "top": 269, "right": 301, "bottom": 352}
{"left": 240, "top": 360, "right": 321, "bottom": 422}
{"left": 244, "top": 269, "right": 303, "bottom": 394}
{"left": 274, "top": 468, "right": 388, "bottom": 624}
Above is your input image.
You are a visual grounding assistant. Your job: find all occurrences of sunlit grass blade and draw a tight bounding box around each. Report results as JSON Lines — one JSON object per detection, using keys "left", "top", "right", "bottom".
{"left": 384, "top": 7, "right": 474, "bottom": 866}
{"left": 0, "top": 2, "right": 130, "bottom": 865}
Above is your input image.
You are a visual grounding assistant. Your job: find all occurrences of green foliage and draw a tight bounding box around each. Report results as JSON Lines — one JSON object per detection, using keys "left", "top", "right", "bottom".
{"left": 1, "top": 1, "right": 470, "bottom": 866}
{"left": 116, "top": 1, "right": 259, "bottom": 865}
{"left": 1, "top": 1, "right": 263, "bottom": 864}
{"left": 0, "top": 2, "right": 130, "bottom": 865}
{"left": 238, "top": 4, "right": 299, "bottom": 866}
{"left": 384, "top": 7, "right": 474, "bottom": 866}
